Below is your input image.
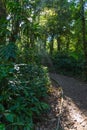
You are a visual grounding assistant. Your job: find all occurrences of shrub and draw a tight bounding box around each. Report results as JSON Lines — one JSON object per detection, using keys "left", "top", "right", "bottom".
{"left": 52, "top": 52, "right": 84, "bottom": 76}
{"left": 0, "top": 64, "right": 50, "bottom": 130}
{"left": 18, "top": 46, "right": 42, "bottom": 65}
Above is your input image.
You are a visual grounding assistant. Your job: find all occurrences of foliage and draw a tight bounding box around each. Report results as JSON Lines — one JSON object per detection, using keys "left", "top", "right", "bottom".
{"left": 0, "top": 64, "right": 50, "bottom": 130}
{"left": 52, "top": 52, "right": 84, "bottom": 76}
{"left": 0, "top": 0, "right": 87, "bottom": 129}
{"left": 0, "top": 43, "right": 17, "bottom": 62}
{"left": 17, "top": 45, "right": 42, "bottom": 65}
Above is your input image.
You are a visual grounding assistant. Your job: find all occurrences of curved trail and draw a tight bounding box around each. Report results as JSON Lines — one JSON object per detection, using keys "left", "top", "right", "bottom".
{"left": 50, "top": 73, "right": 87, "bottom": 130}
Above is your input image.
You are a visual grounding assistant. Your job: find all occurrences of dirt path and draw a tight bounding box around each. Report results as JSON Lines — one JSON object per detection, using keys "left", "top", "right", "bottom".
{"left": 50, "top": 73, "right": 87, "bottom": 130}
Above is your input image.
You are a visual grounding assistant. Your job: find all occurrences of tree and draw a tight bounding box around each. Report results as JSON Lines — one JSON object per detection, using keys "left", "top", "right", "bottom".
{"left": 0, "top": 0, "right": 7, "bottom": 44}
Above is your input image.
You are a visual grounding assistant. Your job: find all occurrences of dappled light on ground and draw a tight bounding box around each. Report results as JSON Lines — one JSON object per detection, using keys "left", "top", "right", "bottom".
{"left": 62, "top": 96, "right": 87, "bottom": 130}
{"left": 35, "top": 84, "right": 63, "bottom": 130}
{"left": 50, "top": 73, "right": 87, "bottom": 130}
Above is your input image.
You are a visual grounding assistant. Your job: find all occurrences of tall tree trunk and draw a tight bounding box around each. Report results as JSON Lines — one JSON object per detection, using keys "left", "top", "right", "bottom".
{"left": 66, "top": 36, "right": 69, "bottom": 52}
{"left": 75, "top": 38, "right": 80, "bottom": 53}
{"left": 9, "top": 18, "right": 19, "bottom": 44}
{"left": 8, "top": 20, "right": 19, "bottom": 62}
{"left": 50, "top": 35, "right": 54, "bottom": 55}
{"left": 0, "top": 0, "right": 6, "bottom": 18}
{"left": 44, "top": 35, "right": 47, "bottom": 49}
{"left": 0, "top": 0, "right": 7, "bottom": 44}
{"left": 80, "top": 0, "right": 87, "bottom": 78}
{"left": 30, "top": 33, "right": 34, "bottom": 47}
{"left": 9, "top": 2, "right": 20, "bottom": 61}
{"left": 57, "top": 37, "right": 61, "bottom": 51}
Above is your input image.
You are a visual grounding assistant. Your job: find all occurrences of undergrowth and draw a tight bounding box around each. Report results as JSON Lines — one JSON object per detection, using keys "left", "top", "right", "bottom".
{"left": 52, "top": 52, "right": 84, "bottom": 78}
{"left": 0, "top": 64, "right": 50, "bottom": 130}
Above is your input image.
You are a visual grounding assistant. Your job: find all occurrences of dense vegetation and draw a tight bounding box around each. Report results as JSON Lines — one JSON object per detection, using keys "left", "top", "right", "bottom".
{"left": 0, "top": 0, "right": 87, "bottom": 129}
{"left": 0, "top": 64, "right": 50, "bottom": 129}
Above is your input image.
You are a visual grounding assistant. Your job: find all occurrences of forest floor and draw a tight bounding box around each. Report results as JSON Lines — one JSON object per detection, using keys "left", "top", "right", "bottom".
{"left": 50, "top": 73, "right": 87, "bottom": 130}
{"left": 36, "top": 73, "right": 87, "bottom": 130}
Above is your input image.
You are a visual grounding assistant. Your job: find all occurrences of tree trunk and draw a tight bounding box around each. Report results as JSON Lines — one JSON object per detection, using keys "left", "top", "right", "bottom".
{"left": 57, "top": 37, "right": 61, "bottom": 51}
{"left": 0, "top": 0, "right": 6, "bottom": 18}
{"left": 50, "top": 35, "right": 54, "bottom": 55}
{"left": 44, "top": 35, "right": 47, "bottom": 49}
{"left": 30, "top": 33, "right": 34, "bottom": 47}
{"left": 8, "top": 2, "right": 20, "bottom": 61}
{"left": 75, "top": 38, "right": 80, "bottom": 53}
{"left": 0, "top": 0, "right": 7, "bottom": 44}
{"left": 9, "top": 18, "right": 19, "bottom": 44}
{"left": 66, "top": 36, "right": 69, "bottom": 52}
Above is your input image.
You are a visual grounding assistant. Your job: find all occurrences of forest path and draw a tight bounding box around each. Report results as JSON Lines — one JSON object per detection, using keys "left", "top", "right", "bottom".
{"left": 50, "top": 73, "right": 87, "bottom": 130}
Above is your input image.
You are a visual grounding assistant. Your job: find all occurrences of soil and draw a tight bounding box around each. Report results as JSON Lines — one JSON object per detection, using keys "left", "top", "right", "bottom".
{"left": 50, "top": 73, "right": 87, "bottom": 130}
{"left": 35, "top": 82, "right": 63, "bottom": 130}
{"left": 35, "top": 73, "right": 87, "bottom": 130}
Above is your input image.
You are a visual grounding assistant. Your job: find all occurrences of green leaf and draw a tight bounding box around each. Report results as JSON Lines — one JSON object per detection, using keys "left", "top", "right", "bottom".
{"left": 13, "top": 126, "right": 18, "bottom": 130}
{"left": 4, "top": 113, "right": 15, "bottom": 123}
{"left": 41, "top": 102, "right": 50, "bottom": 110}
{"left": 0, "top": 124, "right": 5, "bottom": 130}
{"left": 0, "top": 104, "right": 4, "bottom": 111}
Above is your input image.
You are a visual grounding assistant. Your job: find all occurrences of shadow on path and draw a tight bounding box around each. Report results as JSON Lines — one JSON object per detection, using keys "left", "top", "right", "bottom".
{"left": 50, "top": 73, "right": 87, "bottom": 130}
{"left": 50, "top": 73, "right": 87, "bottom": 115}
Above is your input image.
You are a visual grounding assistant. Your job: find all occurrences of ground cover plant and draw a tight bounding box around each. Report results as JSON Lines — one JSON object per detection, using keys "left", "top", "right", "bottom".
{"left": 52, "top": 52, "right": 85, "bottom": 77}
{"left": 0, "top": 64, "right": 50, "bottom": 130}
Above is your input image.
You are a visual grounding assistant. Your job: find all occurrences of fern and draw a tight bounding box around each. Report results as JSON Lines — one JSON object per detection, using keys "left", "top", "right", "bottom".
{"left": 0, "top": 43, "right": 17, "bottom": 61}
